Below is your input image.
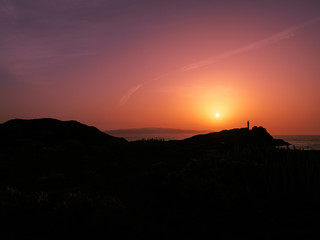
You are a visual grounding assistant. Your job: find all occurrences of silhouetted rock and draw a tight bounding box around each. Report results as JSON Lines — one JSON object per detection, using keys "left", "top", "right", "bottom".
{"left": 0, "top": 118, "right": 127, "bottom": 147}
{"left": 182, "top": 126, "right": 289, "bottom": 148}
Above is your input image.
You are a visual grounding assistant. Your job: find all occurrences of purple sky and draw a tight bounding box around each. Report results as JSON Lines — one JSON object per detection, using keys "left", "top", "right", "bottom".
{"left": 1, "top": 0, "right": 320, "bottom": 133}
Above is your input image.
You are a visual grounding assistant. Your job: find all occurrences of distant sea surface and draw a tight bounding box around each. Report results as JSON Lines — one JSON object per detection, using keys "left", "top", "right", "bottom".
{"left": 109, "top": 132, "right": 203, "bottom": 142}
{"left": 273, "top": 135, "right": 320, "bottom": 150}
{"left": 108, "top": 131, "right": 320, "bottom": 150}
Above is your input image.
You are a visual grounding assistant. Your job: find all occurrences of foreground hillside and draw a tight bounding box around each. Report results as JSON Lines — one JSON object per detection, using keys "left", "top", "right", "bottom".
{"left": 0, "top": 119, "right": 319, "bottom": 239}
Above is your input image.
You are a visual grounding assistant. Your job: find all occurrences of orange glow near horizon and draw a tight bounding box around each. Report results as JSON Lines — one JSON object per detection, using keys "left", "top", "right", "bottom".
{"left": 1, "top": 1, "right": 320, "bottom": 135}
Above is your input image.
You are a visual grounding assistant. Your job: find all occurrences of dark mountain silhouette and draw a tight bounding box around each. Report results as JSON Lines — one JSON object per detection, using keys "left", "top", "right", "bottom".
{"left": 181, "top": 126, "right": 289, "bottom": 148}
{"left": 0, "top": 118, "right": 127, "bottom": 147}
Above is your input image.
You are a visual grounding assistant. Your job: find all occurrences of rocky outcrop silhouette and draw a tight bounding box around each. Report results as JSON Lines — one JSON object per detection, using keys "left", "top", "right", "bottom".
{"left": 182, "top": 126, "right": 289, "bottom": 148}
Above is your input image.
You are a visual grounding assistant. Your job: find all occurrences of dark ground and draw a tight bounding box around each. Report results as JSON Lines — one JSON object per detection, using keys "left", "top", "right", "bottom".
{"left": 1, "top": 119, "right": 320, "bottom": 239}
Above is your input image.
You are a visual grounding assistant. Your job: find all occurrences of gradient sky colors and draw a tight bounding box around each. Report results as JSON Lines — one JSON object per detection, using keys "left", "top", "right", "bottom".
{"left": 1, "top": 0, "right": 320, "bottom": 134}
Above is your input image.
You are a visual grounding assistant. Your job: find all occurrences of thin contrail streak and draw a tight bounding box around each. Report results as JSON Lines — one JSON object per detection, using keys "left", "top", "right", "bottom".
{"left": 181, "top": 17, "right": 320, "bottom": 71}
{"left": 119, "top": 71, "right": 176, "bottom": 106}
{"left": 119, "top": 83, "right": 144, "bottom": 106}
{"left": 119, "top": 17, "right": 320, "bottom": 105}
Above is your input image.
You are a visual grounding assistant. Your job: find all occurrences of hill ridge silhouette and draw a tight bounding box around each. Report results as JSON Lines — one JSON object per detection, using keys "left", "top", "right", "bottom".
{"left": 0, "top": 118, "right": 127, "bottom": 146}
{"left": 0, "top": 118, "right": 289, "bottom": 147}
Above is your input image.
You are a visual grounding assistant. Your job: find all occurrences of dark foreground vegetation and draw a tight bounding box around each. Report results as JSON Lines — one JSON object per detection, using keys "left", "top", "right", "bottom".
{"left": 1, "top": 119, "right": 320, "bottom": 239}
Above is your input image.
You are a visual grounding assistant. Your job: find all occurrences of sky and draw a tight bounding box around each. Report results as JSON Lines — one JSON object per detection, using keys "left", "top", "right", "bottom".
{"left": 1, "top": 0, "right": 320, "bottom": 134}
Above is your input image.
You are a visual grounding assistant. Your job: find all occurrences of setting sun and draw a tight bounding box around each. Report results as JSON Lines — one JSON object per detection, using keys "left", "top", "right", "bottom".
{"left": 0, "top": 1, "right": 320, "bottom": 135}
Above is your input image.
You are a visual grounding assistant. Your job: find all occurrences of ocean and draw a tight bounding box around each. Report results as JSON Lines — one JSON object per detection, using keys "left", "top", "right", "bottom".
{"left": 273, "top": 135, "right": 320, "bottom": 150}
{"left": 110, "top": 132, "right": 201, "bottom": 142}
{"left": 109, "top": 132, "right": 320, "bottom": 150}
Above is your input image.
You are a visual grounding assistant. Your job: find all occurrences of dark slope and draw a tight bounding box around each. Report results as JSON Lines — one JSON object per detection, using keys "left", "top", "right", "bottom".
{"left": 0, "top": 118, "right": 128, "bottom": 198}
{"left": 181, "top": 126, "right": 289, "bottom": 148}
{"left": 0, "top": 118, "right": 127, "bottom": 147}
{"left": 0, "top": 120, "right": 320, "bottom": 239}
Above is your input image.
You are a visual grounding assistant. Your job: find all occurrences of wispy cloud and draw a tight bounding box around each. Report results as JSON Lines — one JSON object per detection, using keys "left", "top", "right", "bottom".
{"left": 181, "top": 17, "right": 320, "bottom": 71}
{"left": 120, "top": 17, "right": 320, "bottom": 105}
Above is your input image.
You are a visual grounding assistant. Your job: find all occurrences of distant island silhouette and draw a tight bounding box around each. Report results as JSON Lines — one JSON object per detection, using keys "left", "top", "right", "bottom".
{"left": 105, "top": 127, "right": 208, "bottom": 135}
{"left": 0, "top": 118, "right": 319, "bottom": 239}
